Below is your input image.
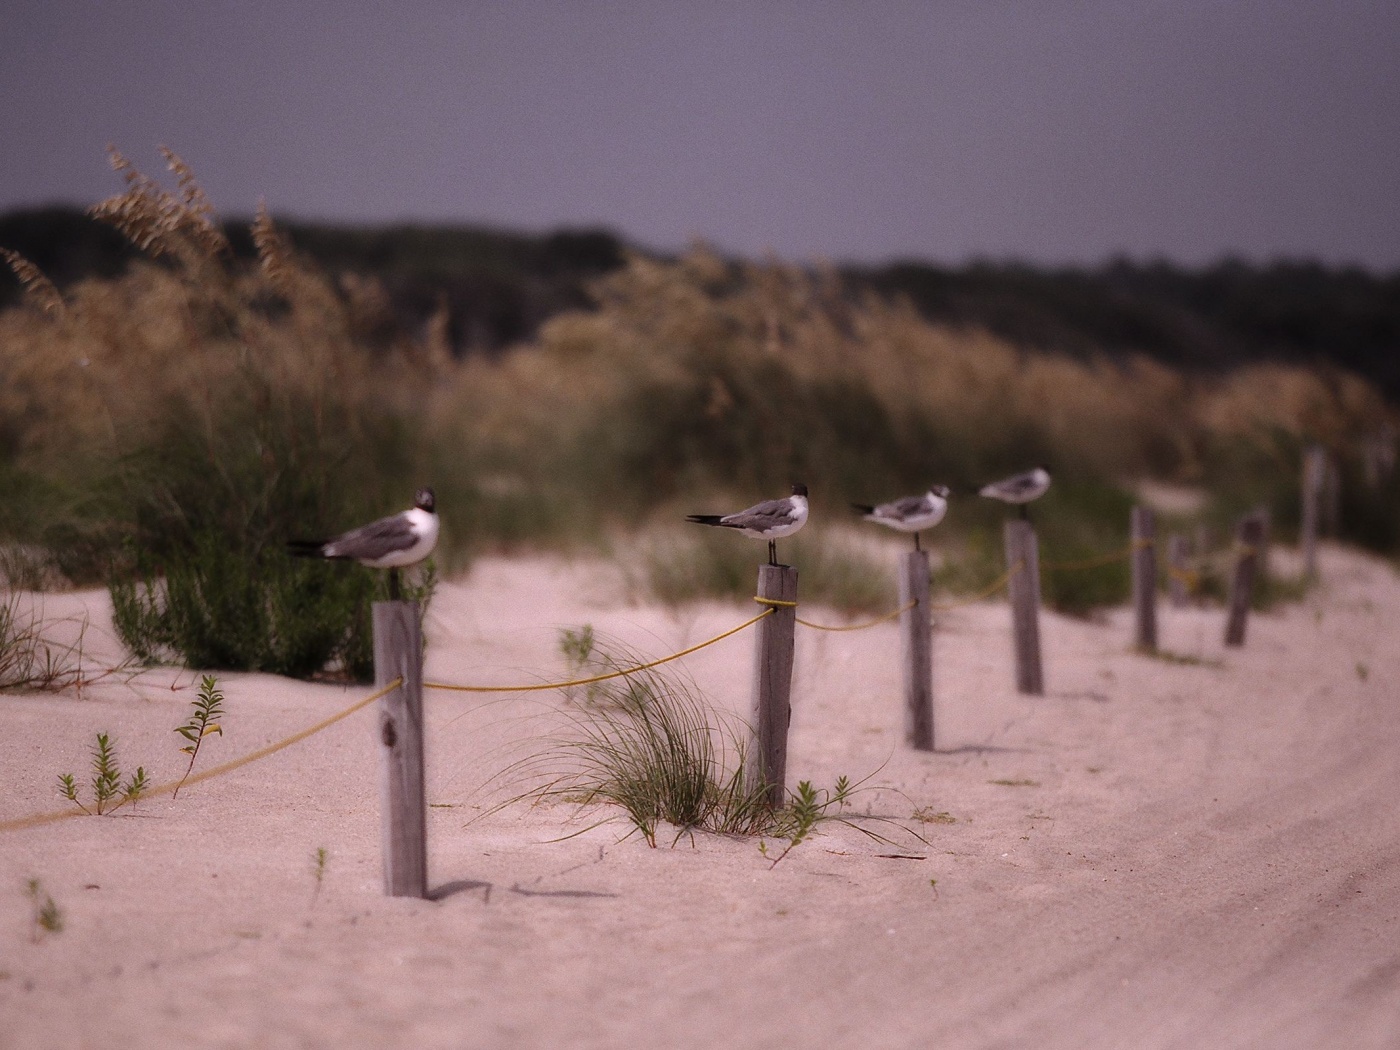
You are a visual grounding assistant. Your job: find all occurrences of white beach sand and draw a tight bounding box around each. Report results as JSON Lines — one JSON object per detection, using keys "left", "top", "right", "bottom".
{"left": 1, "top": 542, "right": 1397, "bottom": 1049}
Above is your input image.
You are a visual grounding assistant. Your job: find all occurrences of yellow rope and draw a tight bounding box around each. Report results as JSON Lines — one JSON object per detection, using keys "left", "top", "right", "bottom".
{"left": 0, "top": 677, "right": 403, "bottom": 835}
{"left": 797, "top": 598, "right": 917, "bottom": 632}
{"left": 424, "top": 609, "right": 773, "bottom": 693}
{"left": 928, "top": 561, "right": 1021, "bottom": 611}
{"left": 1047, "top": 543, "right": 1142, "bottom": 576}
{"left": 1167, "top": 564, "right": 1203, "bottom": 590}
{"left": 753, "top": 596, "right": 798, "bottom": 608}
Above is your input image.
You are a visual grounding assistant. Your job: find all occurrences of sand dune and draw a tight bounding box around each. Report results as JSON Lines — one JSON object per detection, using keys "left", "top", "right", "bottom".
{"left": 2, "top": 543, "right": 1397, "bottom": 1049}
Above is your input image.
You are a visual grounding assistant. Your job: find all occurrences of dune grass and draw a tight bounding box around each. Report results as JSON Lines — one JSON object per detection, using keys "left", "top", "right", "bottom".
{"left": 1, "top": 150, "right": 1395, "bottom": 637}
{"left": 506, "top": 631, "right": 903, "bottom": 856}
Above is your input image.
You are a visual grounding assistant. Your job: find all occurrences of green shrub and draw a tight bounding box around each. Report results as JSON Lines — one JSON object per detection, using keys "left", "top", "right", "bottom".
{"left": 111, "top": 536, "right": 435, "bottom": 680}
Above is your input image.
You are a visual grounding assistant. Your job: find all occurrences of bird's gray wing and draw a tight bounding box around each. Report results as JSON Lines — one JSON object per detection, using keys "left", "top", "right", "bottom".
{"left": 886, "top": 495, "right": 931, "bottom": 517}
{"left": 324, "top": 514, "right": 416, "bottom": 560}
{"left": 723, "top": 498, "right": 797, "bottom": 530}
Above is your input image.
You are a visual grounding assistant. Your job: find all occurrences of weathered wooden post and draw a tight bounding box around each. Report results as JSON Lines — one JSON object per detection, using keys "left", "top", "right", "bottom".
{"left": 1253, "top": 503, "right": 1272, "bottom": 581}
{"left": 749, "top": 563, "right": 798, "bottom": 808}
{"left": 1131, "top": 505, "right": 1157, "bottom": 652}
{"left": 1323, "top": 454, "right": 1342, "bottom": 537}
{"left": 1301, "top": 444, "right": 1326, "bottom": 579}
{"left": 1223, "top": 514, "right": 1265, "bottom": 647}
{"left": 899, "top": 550, "right": 934, "bottom": 750}
{"left": 1167, "top": 533, "right": 1191, "bottom": 608}
{"left": 1004, "top": 519, "right": 1043, "bottom": 695}
{"left": 373, "top": 601, "right": 427, "bottom": 898}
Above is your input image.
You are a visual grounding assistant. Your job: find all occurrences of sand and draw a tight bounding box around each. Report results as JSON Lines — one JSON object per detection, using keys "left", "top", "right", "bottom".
{"left": 1, "top": 542, "right": 1398, "bottom": 1049}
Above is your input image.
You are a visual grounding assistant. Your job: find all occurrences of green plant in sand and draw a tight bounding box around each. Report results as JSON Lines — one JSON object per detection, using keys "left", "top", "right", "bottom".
{"left": 311, "top": 847, "right": 329, "bottom": 904}
{"left": 758, "top": 776, "right": 853, "bottom": 868}
{"left": 25, "top": 878, "right": 63, "bottom": 942}
{"left": 57, "top": 732, "right": 147, "bottom": 815}
{"left": 173, "top": 674, "right": 225, "bottom": 797}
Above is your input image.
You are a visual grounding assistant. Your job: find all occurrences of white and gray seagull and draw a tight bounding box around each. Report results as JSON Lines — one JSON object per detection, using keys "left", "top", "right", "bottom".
{"left": 852, "top": 485, "right": 950, "bottom": 550}
{"left": 288, "top": 487, "right": 440, "bottom": 598}
{"left": 686, "top": 484, "right": 809, "bottom": 565}
{"left": 978, "top": 466, "right": 1051, "bottom": 519}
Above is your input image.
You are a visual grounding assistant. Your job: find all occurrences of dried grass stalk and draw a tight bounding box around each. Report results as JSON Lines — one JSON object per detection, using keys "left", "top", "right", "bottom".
{"left": 0, "top": 249, "right": 64, "bottom": 317}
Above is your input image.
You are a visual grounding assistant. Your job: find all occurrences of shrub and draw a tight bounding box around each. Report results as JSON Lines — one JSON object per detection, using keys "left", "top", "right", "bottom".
{"left": 111, "top": 541, "right": 434, "bottom": 681}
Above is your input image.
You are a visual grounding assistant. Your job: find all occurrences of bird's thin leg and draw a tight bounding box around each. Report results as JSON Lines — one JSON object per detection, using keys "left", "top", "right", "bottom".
{"left": 768, "top": 540, "right": 777, "bottom": 566}
{"left": 914, "top": 532, "right": 922, "bottom": 552}
{"left": 1019, "top": 504, "right": 1029, "bottom": 522}
{"left": 389, "top": 568, "right": 402, "bottom": 601}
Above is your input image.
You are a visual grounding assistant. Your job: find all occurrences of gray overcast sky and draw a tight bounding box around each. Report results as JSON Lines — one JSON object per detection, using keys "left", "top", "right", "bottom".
{"left": 3, "top": 1, "right": 1399, "bottom": 268}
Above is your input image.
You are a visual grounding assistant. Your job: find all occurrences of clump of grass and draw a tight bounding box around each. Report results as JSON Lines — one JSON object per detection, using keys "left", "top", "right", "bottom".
{"left": 515, "top": 632, "right": 907, "bottom": 860}
{"left": 173, "top": 674, "right": 224, "bottom": 797}
{"left": 1, "top": 594, "right": 80, "bottom": 691}
{"left": 57, "top": 733, "right": 147, "bottom": 815}
{"left": 25, "top": 879, "right": 63, "bottom": 942}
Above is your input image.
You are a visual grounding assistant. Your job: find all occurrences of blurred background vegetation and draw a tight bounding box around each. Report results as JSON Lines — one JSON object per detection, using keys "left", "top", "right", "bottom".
{"left": 1, "top": 152, "right": 1396, "bottom": 676}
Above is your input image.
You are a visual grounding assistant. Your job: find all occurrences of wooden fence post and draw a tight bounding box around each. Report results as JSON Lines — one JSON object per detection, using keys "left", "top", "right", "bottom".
{"left": 1131, "top": 505, "right": 1157, "bottom": 652}
{"left": 1323, "top": 454, "right": 1342, "bottom": 537}
{"left": 899, "top": 550, "right": 934, "bottom": 751}
{"left": 1301, "top": 444, "right": 1326, "bottom": 580}
{"left": 1167, "top": 533, "right": 1191, "bottom": 608}
{"left": 749, "top": 564, "right": 798, "bottom": 808}
{"left": 1004, "top": 519, "right": 1043, "bottom": 695}
{"left": 1223, "top": 514, "right": 1265, "bottom": 647}
{"left": 373, "top": 601, "right": 427, "bottom": 898}
{"left": 1253, "top": 503, "right": 1272, "bottom": 581}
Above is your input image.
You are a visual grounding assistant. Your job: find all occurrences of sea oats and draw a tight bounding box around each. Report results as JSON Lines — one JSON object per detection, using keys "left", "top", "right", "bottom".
{"left": 0, "top": 248, "right": 65, "bottom": 317}
{"left": 89, "top": 144, "right": 226, "bottom": 262}
{"left": 251, "top": 199, "right": 294, "bottom": 289}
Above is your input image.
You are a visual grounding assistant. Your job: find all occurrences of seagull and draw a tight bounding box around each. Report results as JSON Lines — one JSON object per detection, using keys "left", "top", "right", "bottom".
{"left": 288, "top": 487, "right": 440, "bottom": 598}
{"left": 978, "top": 466, "right": 1051, "bottom": 519}
{"left": 852, "top": 485, "right": 950, "bottom": 551}
{"left": 686, "top": 484, "right": 809, "bottom": 565}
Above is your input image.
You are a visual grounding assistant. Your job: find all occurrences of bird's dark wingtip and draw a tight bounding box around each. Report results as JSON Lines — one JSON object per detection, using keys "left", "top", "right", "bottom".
{"left": 686, "top": 515, "right": 724, "bottom": 526}
{"left": 286, "top": 541, "right": 326, "bottom": 557}
{"left": 850, "top": 503, "right": 874, "bottom": 515}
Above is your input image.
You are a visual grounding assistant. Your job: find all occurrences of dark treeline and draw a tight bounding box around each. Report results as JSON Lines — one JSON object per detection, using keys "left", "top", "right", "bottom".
{"left": 3, "top": 207, "right": 1398, "bottom": 398}
{"left": 855, "top": 259, "right": 1400, "bottom": 397}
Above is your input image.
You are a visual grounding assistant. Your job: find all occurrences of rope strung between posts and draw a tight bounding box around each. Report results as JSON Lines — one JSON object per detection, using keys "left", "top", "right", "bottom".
{"left": 423, "top": 608, "right": 773, "bottom": 693}
{"left": 795, "top": 598, "right": 917, "bottom": 632}
{"left": 1040, "top": 537, "right": 1151, "bottom": 573}
{"left": 0, "top": 676, "right": 404, "bottom": 836}
{"left": 1167, "top": 542, "right": 1259, "bottom": 597}
{"left": 927, "top": 561, "right": 1022, "bottom": 611}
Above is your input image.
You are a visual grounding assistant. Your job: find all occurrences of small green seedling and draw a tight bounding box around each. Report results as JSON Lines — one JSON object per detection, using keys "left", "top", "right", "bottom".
{"left": 765, "top": 776, "right": 852, "bottom": 868}
{"left": 58, "top": 733, "right": 146, "bottom": 815}
{"left": 173, "top": 674, "right": 225, "bottom": 797}
{"left": 558, "top": 624, "right": 608, "bottom": 704}
{"left": 25, "top": 878, "right": 63, "bottom": 942}
{"left": 311, "top": 847, "right": 328, "bottom": 904}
